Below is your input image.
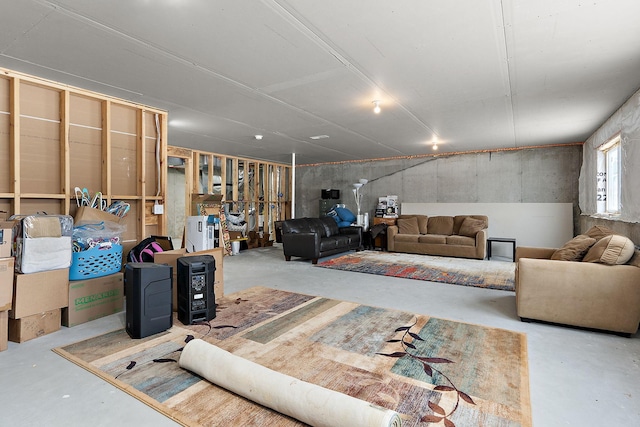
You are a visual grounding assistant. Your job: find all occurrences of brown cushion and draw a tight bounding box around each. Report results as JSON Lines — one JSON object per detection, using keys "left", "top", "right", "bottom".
{"left": 550, "top": 235, "right": 597, "bottom": 261}
{"left": 399, "top": 215, "right": 428, "bottom": 234}
{"left": 583, "top": 225, "right": 615, "bottom": 241}
{"left": 453, "top": 215, "right": 487, "bottom": 234}
{"left": 427, "top": 216, "right": 454, "bottom": 235}
{"left": 582, "top": 234, "right": 635, "bottom": 265}
{"left": 458, "top": 217, "right": 486, "bottom": 237}
{"left": 397, "top": 217, "right": 420, "bottom": 234}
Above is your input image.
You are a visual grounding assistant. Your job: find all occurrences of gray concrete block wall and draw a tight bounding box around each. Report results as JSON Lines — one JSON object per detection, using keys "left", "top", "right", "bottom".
{"left": 296, "top": 145, "right": 583, "bottom": 234}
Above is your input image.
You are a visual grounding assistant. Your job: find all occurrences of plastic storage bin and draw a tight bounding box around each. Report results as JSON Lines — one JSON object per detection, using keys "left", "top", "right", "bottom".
{"left": 69, "top": 244, "right": 123, "bottom": 281}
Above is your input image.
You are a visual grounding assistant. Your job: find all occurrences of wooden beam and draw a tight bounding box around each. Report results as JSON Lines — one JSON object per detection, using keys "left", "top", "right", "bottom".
{"left": 9, "top": 77, "right": 20, "bottom": 214}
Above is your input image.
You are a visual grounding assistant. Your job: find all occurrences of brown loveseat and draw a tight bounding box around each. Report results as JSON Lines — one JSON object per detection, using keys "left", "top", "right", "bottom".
{"left": 387, "top": 214, "right": 488, "bottom": 260}
{"left": 515, "top": 226, "right": 640, "bottom": 335}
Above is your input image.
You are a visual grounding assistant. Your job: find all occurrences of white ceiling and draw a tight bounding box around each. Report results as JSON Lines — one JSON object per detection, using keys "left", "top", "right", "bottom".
{"left": 2, "top": 0, "right": 640, "bottom": 165}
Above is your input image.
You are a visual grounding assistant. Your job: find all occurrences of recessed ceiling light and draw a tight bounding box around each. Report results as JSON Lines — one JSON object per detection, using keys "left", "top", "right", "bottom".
{"left": 254, "top": 134, "right": 263, "bottom": 140}
{"left": 309, "top": 135, "right": 330, "bottom": 140}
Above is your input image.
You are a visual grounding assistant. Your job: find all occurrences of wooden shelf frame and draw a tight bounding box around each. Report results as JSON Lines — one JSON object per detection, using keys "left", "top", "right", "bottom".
{"left": 0, "top": 67, "right": 168, "bottom": 252}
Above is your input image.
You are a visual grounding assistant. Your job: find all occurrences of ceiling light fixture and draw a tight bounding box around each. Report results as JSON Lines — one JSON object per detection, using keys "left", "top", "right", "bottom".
{"left": 432, "top": 141, "right": 438, "bottom": 151}
{"left": 254, "top": 134, "right": 263, "bottom": 140}
{"left": 372, "top": 100, "right": 381, "bottom": 114}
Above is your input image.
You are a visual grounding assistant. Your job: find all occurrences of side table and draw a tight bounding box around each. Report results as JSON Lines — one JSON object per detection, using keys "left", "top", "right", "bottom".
{"left": 487, "top": 237, "right": 516, "bottom": 262}
{"left": 371, "top": 217, "right": 396, "bottom": 251}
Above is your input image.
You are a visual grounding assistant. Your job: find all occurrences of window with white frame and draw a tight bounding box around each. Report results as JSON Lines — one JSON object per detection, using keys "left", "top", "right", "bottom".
{"left": 596, "top": 134, "right": 621, "bottom": 215}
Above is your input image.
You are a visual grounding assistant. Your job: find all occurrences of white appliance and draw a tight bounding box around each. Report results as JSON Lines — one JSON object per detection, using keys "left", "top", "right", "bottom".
{"left": 185, "top": 216, "right": 217, "bottom": 252}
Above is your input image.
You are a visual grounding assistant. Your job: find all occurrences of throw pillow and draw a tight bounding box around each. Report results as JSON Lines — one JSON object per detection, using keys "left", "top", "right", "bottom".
{"left": 334, "top": 207, "right": 356, "bottom": 224}
{"left": 582, "top": 234, "right": 635, "bottom": 265}
{"left": 550, "top": 234, "right": 597, "bottom": 262}
{"left": 397, "top": 217, "right": 420, "bottom": 234}
{"left": 458, "top": 217, "right": 486, "bottom": 237}
{"left": 583, "top": 225, "right": 615, "bottom": 241}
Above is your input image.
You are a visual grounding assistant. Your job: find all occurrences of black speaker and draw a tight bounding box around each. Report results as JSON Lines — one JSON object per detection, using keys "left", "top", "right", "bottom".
{"left": 125, "top": 263, "right": 173, "bottom": 339}
{"left": 177, "top": 255, "right": 216, "bottom": 325}
{"left": 321, "top": 189, "right": 340, "bottom": 199}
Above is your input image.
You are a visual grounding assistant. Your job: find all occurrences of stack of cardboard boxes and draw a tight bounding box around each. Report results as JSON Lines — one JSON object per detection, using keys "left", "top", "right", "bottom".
{"left": 0, "top": 207, "right": 226, "bottom": 352}
{"left": 0, "top": 209, "right": 125, "bottom": 351}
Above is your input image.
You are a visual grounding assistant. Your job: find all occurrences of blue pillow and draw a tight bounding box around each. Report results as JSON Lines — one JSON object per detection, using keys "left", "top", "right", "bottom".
{"left": 334, "top": 207, "right": 356, "bottom": 223}
{"left": 337, "top": 220, "right": 353, "bottom": 228}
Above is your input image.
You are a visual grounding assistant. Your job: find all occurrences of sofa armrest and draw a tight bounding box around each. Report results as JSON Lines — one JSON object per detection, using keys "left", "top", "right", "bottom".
{"left": 515, "top": 246, "right": 556, "bottom": 261}
{"left": 475, "top": 229, "right": 487, "bottom": 258}
{"left": 282, "top": 232, "right": 321, "bottom": 258}
{"left": 387, "top": 225, "right": 398, "bottom": 251}
{"left": 516, "top": 257, "right": 640, "bottom": 333}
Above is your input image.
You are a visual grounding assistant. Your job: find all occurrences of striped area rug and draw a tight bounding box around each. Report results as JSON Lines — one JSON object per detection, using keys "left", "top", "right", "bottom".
{"left": 317, "top": 251, "right": 516, "bottom": 291}
{"left": 54, "top": 286, "right": 530, "bottom": 426}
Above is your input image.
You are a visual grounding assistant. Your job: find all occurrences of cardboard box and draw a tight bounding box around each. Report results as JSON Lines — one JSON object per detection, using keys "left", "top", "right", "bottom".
{"left": 0, "top": 310, "right": 8, "bottom": 351}
{"left": 10, "top": 269, "right": 69, "bottom": 319}
{"left": 8, "top": 308, "right": 61, "bottom": 343}
{"left": 1, "top": 258, "right": 15, "bottom": 311}
{"left": 0, "top": 221, "right": 15, "bottom": 258}
{"left": 74, "top": 206, "right": 126, "bottom": 225}
{"left": 62, "top": 273, "right": 124, "bottom": 327}
{"left": 191, "top": 194, "right": 223, "bottom": 216}
{"left": 154, "top": 247, "right": 224, "bottom": 311}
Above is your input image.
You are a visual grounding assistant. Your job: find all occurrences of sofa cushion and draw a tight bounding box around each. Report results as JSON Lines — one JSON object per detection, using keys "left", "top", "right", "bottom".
{"left": 397, "top": 217, "right": 420, "bottom": 234}
{"left": 582, "top": 234, "right": 635, "bottom": 265}
{"left": 395, "top": 234, "right": 420, "bottom": 243}
{"left": 418, "top": 234, "right": 447, "bottom": 244}
{"left": 550, "top": 234, "right": 597, "bottom": 261}
{"left": 319, "top": 217, "right": 340, "bottom": 237}
{"left": 453, "top": 215, "right": 488, "bottom": 234}
{"left": 446, "top": 235, "right": 475, "bottom": 246}
{"left": 458, "top": 217, "right": 486, "bottom": 237}
{"left": 584, "top": 225, "right": 616, "bottom": 241}
{"left": 628, "top": 249, "right": 640, "bottom": 268}
{"left": 427, "top": 216, "right": 454, "bottom": 235}
{"left": 399, "top": 214, "right": 428, "bottom": 234}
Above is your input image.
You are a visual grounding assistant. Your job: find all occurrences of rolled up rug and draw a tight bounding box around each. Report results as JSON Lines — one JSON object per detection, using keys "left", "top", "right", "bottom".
{"left": 179, "top": 339, "right": 402, "bottom": 427}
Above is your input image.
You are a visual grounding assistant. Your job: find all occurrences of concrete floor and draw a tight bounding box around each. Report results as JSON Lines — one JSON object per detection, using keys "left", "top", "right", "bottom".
{"left": 1, "top": 244, "right": 639, "bottom": 426}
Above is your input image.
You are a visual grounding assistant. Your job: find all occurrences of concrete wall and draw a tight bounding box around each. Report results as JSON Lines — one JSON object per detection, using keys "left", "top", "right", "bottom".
{"left": 579, "top": 87, "right": 640, "bottom": 244}
{"left": 295, "top": 145, "right": 583, "bottom": 236}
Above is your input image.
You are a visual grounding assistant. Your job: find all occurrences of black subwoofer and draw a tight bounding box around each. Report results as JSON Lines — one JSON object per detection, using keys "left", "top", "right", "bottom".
{"left": 125, "top": 263, "right": 173, "bottom": 339}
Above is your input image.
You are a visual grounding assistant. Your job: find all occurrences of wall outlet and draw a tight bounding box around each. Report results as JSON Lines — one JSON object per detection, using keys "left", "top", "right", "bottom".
{"left": 153, "top": 203, "right": 164, "bottom": 215}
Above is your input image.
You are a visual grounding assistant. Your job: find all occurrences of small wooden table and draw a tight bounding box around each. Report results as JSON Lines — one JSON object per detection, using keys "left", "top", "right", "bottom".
{"left": 487, "top": 237, "right": 516, "bottom": 262}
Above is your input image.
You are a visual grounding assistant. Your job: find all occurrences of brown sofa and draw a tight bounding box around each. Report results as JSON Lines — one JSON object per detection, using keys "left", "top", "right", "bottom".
{"left": 515, "top": 229, "right": 640, "bottom": 335}
{"left": 387, "top": 214, "right": 488, "bottom": 260}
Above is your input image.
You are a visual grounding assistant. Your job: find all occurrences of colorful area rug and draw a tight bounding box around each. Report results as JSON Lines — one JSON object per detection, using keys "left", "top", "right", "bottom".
{"left": 54, "top": 287, "right": 531, "bottom": 427}
{"left": 317, "top": 251, "right": 516, "bottom": 291}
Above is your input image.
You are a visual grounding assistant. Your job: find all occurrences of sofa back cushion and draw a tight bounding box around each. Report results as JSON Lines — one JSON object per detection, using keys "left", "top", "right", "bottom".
{"left": 398, "top": 214, "right": 428, "bottom": 234}
{"left": 319, "top": 216, "right": 340, "bottom": 237}
{"left": 282, "top": 218, "right": 334, "bottom": 238}
{"left": 397, "top": 216, "right": 420, "bottom": 234}
{"left": 582, "top": 234, "right": 635, "bottom": 265}
{"left": 550, "top": 234, "right": 596, "bottom": 261}
{"left": 453, "top": 215, "right": 488, "bottom": 235}
{"left": 427, "top": 216, "right": 454, "bottom": 235}
{"left": 458, "top": 217, "right": 487, "bottom": 237}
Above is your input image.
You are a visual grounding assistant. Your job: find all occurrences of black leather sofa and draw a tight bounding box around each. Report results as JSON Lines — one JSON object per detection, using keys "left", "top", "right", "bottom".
{"left": 281, "top": 217, "right": 362, "bottom": 264}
